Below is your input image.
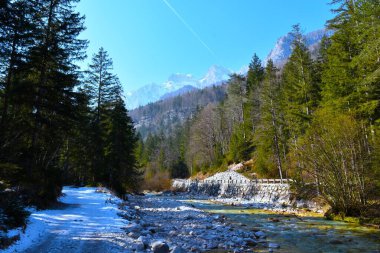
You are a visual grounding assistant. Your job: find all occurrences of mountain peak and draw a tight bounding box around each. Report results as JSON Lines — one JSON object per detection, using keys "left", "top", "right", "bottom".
{"left": 126, "top": 65, "right": 231, "bottom": 109}
{"left": 266, "top": 28, "right": 333, "bottom": 66}
{"left": 199, "top": 65, "right": 231, "bottom": 88}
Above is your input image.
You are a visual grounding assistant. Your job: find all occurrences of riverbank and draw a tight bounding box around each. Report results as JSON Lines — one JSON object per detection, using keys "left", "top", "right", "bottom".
{"left": 187, "top": 197, "right": 380, "bottom": 253}
{"left": 3, "top": 187, "right": 272, "bottom": 252}
{"left": 206, "top": 196, "right": 327, "bottom": 217}
{"left": 122, "top": 193, "right": 271, "bottom": 252}
{"left": 171, "top": 171, "right": 329, "bottom": 217}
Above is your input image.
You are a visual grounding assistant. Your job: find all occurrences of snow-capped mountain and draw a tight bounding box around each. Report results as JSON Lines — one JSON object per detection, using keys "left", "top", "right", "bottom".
{"left": 126, "top": 28, "right": 330, "bottom": 110}
{"left": 266, "top": 29, "right": 333, "bottom": 67}
{"left": 125, "top": 83, "right": 165, "bottom": 110}
{"left": 163, "top": 73, "right": 198, "bottom": 90}
{"left": 126, "top": 65, "right": 231, "bottom": 109}
{"left": 160, "top": 85, "right": 198, "bottom": 100}
{"left": 198, "top": 65, "right": 231, "bottom": 89}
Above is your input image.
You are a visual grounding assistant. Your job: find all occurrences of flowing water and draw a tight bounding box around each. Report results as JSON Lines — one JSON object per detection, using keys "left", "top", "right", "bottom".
{"left": 184, "top": 199, "right": 380, "bottom": 253}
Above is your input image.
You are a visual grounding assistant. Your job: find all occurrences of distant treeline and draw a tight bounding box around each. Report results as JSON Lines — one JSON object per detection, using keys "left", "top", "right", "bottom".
{"left": 137, "top": 1, "right": 380, "bottom": 216}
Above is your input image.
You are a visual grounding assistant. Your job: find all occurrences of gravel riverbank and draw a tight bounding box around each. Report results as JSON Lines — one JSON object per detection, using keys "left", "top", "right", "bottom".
{"left": 121, "top": 193, "right": 269, "bottom": 252}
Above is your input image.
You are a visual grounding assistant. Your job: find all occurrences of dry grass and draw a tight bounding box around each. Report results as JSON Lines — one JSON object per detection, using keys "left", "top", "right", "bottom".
{"left": 142, "top": 171, "right": 172, "bottom": 192}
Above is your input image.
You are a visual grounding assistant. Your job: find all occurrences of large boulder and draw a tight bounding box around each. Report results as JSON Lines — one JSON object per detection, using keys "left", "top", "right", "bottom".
{"left": 152, "top": 241, "right": 170, "bottom": 253}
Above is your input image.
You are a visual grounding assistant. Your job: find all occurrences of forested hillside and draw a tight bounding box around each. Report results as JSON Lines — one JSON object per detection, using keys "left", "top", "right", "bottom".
{"left": 137, "top": 1, "right": 380, "bottom": 217}
{"left": 130, "top": 84, "right": 227, "bottom": 139}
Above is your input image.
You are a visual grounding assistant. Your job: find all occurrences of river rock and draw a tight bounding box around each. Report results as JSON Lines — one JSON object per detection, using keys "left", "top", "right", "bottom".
{"left": 152, "top": 241, "right": 170, "bottom": 253}
{"left": 128, "top": 232, "right": 139, "bottom": 239}
{"left": 169, "top": 230, "right": 177, "bottom": 236}
{"left": 245, "top": 238, "right": 258, "bottom": 247}
{"left": 130, "top": 224, "right": 142, "bottom": 232}
{"left": 254, "top": 231, "right": 266, "bottom": 238}
{"left": 268, "top": 242, "right": 280, "bottom": 248}
{"left": 170, "top": 246, "right": 186, "bottom": 253}
{"left": 135, "top": 241, "right": 145, "bottom": 251}
{"left": 137, "top": 236, "right": 149, "bottom": 247}
{"left": 329, "top": 239, "right": 343, "bottom": 244}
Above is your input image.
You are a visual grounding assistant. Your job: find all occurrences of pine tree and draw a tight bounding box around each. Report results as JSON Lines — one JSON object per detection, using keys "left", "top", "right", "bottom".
{"left": 247, "top": 53, "right": 264, "bottom": 92}
{"left": 282, "top": 24, "right": 320, "bottom": 141}
{"left": 255, "top": 59, "right": 285, "bottom": 179}
{"left": 0, "top": 0, "right": 88, "bottom": 206}
{"left": 225, "top": 74, "right": 253, "bottom": 161}
{"left": 83, "top": 47, "right": 123, "bottom": 182}
{"left": 26, "top": 0, "right": 87, "bottom": 204}
{"left": 104, "top": 97, "right": 140, "bottom": 194}
{"left": 246, "top": 54, "right": 264, "bottom": 135}
{"left": 0, "top": 0, "right": 37, "bottom": 146}
{"left": 322, "top": 0, "right": 380, "bottom": 134}
{"left": 85, "top": 47, "right": 122, "bottom": 123}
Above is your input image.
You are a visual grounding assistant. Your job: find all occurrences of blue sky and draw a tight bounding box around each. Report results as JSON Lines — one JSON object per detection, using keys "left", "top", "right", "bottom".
{"left": 76, "top": 0, "right": 334, "bottom": 92}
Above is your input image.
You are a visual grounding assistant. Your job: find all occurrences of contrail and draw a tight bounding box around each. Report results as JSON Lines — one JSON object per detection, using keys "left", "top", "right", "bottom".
{"left": 162, "top": 0, "right": 215, "bottom": 56}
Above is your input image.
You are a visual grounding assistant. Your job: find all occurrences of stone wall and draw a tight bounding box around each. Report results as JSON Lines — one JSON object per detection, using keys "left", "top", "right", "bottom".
{"left": 172, "top": 178, "right": 292, "bottom": 205}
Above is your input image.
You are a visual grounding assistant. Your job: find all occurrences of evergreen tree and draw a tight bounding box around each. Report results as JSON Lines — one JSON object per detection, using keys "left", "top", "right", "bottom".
{"left": 322, "top": 0, "right": 380, "bottom": 133}
{"left": 247, "top": 53, "right": 264, "bottom": 92}
{"left": 282, "top": 24, "right": 320, "bottom": 142}
{"left": 255, "top": 59, "right": 285, "bottom": 179}
{"left": 83, "top": 47, "right": 122, "bottom": 182}
{"left": 85, "top": 47, "right": 122, "bottom": 123}
{"left": 0, "top": 0, "right": 36, "bottom": 131}
{"left": 246, "top": 53, "right": 264, "bottom": 135}
{"left": 104, "top": 97, "right": 140, "bottom": 194}
{"left": 225, "top": 74, "right": 253, "bottom": 161}
{"left": 0, "top": 0, "right": 88, "bottom": 206}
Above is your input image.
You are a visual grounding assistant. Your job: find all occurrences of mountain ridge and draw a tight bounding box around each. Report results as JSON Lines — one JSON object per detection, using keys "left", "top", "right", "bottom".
{"left": 266, "top": 28, "right": 333, "bottom": 67}
{"left": 126, "top": 65, "right": 231, "bottom": 109}
{"left": 127, "top": 28, "right": 331, "bottom": 110}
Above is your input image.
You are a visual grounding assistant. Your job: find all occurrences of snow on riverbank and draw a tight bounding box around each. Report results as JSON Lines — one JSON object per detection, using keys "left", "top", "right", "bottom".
{"left": 4, "top": 187, "right": 268, "bottom": 252}
{"left": 3, "top": 187, "right": 129, "bottom": 253}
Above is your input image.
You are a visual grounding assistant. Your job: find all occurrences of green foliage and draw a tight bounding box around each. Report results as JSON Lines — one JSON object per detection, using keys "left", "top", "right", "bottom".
{"left": 282, "top": 24, "right": 320, "bottom": 139}
{"left": 228, "top": 123, "right": 253, "bottom": 163}
{"left": 0, "top": 191, "right": 30, "bottom": 230}
{"left": 134, "top": 3, "right": 380, "bottom": 217}
{"left": 247, "top": 53, "right": 264, "bottom": 92}
{"left": 297, "top": 109, "right": 373, "bottom": 216}
{"left": 103, "top": 99, "right": 140, "bottom": 194}
{"left": 170, "top": 160, "right": 189, "bottom": 179}
{"left": 0, "top": 0, "right": 140, "bottom": 213}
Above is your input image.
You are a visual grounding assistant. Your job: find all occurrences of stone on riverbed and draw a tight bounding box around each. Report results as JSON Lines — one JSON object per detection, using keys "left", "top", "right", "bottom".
{"left": 152, "top": 241, "right": 170, "bottom": 253}
{"left": 137, "top": 236, "right": 149, "bottom": 248}
{"left": 245, "top": 238, "right": 258, "bottom": 246}
{"left": 135, "top": 241, "right": 145, "bottom": 251}
{"left": 254, "top": 231, "right": 266, "bottom": 238}
{"left": 268, "top": 242, "right": 280, "bottom": 248}
{"left": 170, "top": 246, "right": 186, "bottom": 253}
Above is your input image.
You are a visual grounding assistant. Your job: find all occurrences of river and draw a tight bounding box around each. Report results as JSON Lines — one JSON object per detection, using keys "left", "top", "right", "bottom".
{"left": 184, "top": 199, "right": 380, "bottom": 253}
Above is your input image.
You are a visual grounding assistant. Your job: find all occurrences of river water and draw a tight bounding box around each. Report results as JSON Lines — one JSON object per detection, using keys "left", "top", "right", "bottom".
{"left": 184, "top": 199, "right": 380, "bottom": 253}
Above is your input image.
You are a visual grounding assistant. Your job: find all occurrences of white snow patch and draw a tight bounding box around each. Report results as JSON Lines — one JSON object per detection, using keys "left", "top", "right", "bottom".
{"left": 3, "top": 187, "right": 127, "bottom": 253}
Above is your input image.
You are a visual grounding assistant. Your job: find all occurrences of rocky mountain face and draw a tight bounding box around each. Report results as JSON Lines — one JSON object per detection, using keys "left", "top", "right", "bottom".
{"left": 266, "top": 29, "right": 333, "bottom": 67}
{"left": 126, "top": 65, "right": 231, "bottom": 110}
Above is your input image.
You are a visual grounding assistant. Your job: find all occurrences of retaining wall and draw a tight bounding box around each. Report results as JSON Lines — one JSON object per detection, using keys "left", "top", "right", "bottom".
{"left": 172, "top": 179, "right": 293, "bottom": 205}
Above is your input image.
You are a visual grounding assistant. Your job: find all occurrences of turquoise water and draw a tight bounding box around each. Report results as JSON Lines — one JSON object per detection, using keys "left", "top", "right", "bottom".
{"left": 185, "top": 199, "right": 380, "bottom": 253}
